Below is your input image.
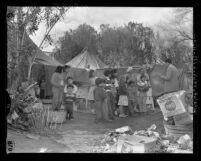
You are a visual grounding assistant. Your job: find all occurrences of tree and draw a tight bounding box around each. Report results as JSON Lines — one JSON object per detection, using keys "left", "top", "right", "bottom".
{"left": 158, "top": 8, "right": 193, "bottom": 42}
{"left": 7, "top": 7, "right": 70, "bottom": 91}
{"left": 54, "top": 24, "right": 98, "bottom": 64}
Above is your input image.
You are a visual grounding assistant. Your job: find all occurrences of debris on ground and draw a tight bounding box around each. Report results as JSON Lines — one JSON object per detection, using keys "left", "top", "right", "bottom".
{"left": 92, "top": 124, "right": 193, "bottom": 153}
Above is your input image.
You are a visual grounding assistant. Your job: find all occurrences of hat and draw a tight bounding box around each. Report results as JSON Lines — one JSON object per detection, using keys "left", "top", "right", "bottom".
{"left": 95, "top": 78, "right": 104, "bottom": 85}
{"left": 127, "top": 67, "right": 133, "bottom": 73}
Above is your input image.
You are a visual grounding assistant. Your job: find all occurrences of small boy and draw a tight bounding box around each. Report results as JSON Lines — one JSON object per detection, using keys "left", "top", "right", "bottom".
{"left": 63, "top": 84, "right": 76, "bottom": 120}
{"left": 127, "top": 81, "right": 138, "bottom": 115}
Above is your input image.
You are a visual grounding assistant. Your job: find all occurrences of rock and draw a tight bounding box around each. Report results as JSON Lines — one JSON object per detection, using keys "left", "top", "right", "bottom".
{"left": 25, "top": 133, "right": 40, "bottom": 140}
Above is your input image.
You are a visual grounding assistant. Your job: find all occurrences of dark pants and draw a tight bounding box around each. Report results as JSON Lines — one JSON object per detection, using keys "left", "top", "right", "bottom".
{"left": 128, "top": 100, "right": 136, "bottom": 115}
{"left": 106, "top": 92, "right": 115, "bottom": 119}
{"left": 40, "top": 89, "right": 45, "bottom": 99}
{"left": 64, "top": 103, "right": 74, "bottom": 119}
{"left": 94, "top": 100, "right": 110, "bottom": 122}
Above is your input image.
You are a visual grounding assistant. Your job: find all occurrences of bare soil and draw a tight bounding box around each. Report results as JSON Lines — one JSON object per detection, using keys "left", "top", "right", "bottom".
{"left": 7, "top": 109, "right": 165, "bottom": 153}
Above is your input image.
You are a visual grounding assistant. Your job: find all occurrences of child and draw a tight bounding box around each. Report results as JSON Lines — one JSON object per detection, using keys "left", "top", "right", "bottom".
{"left": 118, "top": 76, "right": 129, "bottom": 117}
{"left": 64, "top": 77, "right": 78, "bottom": 94}
{"left": 127, "top": 81, "right": 138, "bottom": 115}
{"left": 64, "top": 77, "right": 78, "bottom": 112}
{"left": 137, "top": 74, "right": 149, "bottom": 112}
{"left": 63, "top": 84, "right": 76, "bottom": 120}
{"left": 146, "top": 85, "right": 155, "bottom": 111}
{"left": 94, "top": 78, "right": 112, "bottom": 123}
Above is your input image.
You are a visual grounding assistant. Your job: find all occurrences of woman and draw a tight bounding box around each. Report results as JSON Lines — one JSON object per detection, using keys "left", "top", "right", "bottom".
{"left": 51, "top": 66, "right": 65, "bottom": 110}
{"left": 87, "top": 70, "right": 97, "bottom": 114}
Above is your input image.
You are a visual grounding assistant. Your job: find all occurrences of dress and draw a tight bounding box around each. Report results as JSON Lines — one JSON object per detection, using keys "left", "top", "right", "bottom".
{"left": 137, "top": 80, "right": 148, "bottom": 112}
{"left": 51, "top": 72, "right": 64, "bottom": 110}
{"left": 87, "top": 77, "right": 97, "bottom": 101}
{"left": 118, "top": 83, "right": 128, "bottom": 106}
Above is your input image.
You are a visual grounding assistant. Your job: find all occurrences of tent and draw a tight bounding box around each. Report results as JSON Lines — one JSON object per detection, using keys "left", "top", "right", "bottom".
{"left": 65, "top": 49, "right": 107, "bottom": 70}
{"left": 26, "top": 34, "right": 63, "bottom": 98}
{"left": 65, "top": 49, "right": 107, "bottom": 102}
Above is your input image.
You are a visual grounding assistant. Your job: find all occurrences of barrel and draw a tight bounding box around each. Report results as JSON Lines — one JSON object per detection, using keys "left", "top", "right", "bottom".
{"left": 163, "top": 121, "right": 193, "bottom": 138}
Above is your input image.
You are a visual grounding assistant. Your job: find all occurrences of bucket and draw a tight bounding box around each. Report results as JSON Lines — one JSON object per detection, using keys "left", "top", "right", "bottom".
{"left": 163, "top": 121, "right": 193, "bottom": 138}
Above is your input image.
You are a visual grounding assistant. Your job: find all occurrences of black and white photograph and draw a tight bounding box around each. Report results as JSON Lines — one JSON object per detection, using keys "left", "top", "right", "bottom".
{"left": 6, "top": 6, "right": 194, "bottom": 153}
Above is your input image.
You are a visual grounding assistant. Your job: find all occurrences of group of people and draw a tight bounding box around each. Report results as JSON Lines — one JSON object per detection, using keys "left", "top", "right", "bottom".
{"left": 87, "top": 67, "right": 155, "bottom": 123}
{"left": 49, "top": 57, "right": 181, "bottom": 124}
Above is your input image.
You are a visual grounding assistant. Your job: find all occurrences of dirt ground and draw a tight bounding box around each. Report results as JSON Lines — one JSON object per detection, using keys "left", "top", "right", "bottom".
{"left": 7, "top": 108, "right": 165, "bottom": 153}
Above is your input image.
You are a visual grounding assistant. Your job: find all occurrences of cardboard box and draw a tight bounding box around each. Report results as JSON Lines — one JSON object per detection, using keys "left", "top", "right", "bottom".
{"left": 174, "top": 112, "right": 193, "bottom": 125}
{"left": 118, "top": 135, "right": 157, "bottom": 153}
{"left": 157, "top": 90, "right": 187, "bottom": 118}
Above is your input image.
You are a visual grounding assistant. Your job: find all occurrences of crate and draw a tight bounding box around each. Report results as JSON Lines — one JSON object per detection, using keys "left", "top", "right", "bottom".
{"left": 163, "top": 121, "right": 193, "bottom": 138}
{"left": 46, "top": 110, "right": 66, "bottom": 123}
{"left": 118, "top": 135, "right": 157, "bottom": 153}
{"left": 157, "top": 90, "right": 187, "bottom": 118}
{"left": 173, "top": 112, "right": 193, "bottom": 125}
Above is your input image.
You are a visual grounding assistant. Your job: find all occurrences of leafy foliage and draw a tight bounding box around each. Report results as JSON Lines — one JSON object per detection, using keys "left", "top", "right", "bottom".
{"left": 54, "top": 22, "right": 156, "bottom": 66}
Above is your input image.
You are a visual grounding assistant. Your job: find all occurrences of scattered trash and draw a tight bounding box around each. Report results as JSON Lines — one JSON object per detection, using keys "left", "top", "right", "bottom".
{"left": 115, "top": 126, "right": 133, "bottom": 134}
{"left": 177, "top": 134, "right": 192, "bottom": 150}
{"left": 39, "top": 148, "right": 48, "bottom": 153}
{"left": 161, "top": 140, "right": 169, "bottom": 147}
{"left": 98, "top": 124, "right": 193, "bottom": 153}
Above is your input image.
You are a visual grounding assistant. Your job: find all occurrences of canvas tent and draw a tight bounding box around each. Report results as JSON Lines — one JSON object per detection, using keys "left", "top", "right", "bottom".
{"left": 65, "top": 49, "right": 107, "bottom": 101}
{"left": 26, "top": 35, "right": 63, "bottom": 98}
{"left": 65, "top": 49, "right": 107, "bottom": 70}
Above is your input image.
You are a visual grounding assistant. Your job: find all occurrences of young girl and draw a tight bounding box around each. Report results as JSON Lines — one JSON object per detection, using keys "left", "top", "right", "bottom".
{"left": 146, "top": 83, "right": 155, "bottom": 111}
{"left": 87, "top": 70, "right": 97, "bottom": 114}
{"left": 94, "top": 78, "right": 112, "bottom": 123}
{"left": 118, "top": 76, "right": 129, "bottom": 117}
{"left": 137, "top": 74, "right": 149, "bottom": 112}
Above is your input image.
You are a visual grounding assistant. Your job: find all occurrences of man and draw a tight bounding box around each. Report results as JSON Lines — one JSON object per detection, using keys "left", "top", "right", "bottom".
{"left": 158, "top": 58, "right": 180, "bottom": 94}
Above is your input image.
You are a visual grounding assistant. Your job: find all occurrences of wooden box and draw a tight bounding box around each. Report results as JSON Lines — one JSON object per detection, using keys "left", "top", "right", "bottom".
{"left": 157, "top": 90, "right": 187, "bottom": 118}
{"left": 46, "top": 110, "right": 66, "bottom": 123}
{"left": 173, "top": 112, "right": 193, "bottom": 125}
{"left": 118, "top": 135, "right": 157, "bottom": 153}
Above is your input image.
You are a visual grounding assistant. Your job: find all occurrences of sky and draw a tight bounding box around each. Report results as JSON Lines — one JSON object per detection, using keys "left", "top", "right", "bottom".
{"left": 30, "top": 7, "right": 176, "bottom": 52}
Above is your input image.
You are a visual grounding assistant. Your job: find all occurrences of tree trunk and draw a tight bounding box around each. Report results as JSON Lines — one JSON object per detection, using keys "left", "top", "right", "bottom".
{"left": 27, "top": 56, "right": 33, "bottom": 80}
